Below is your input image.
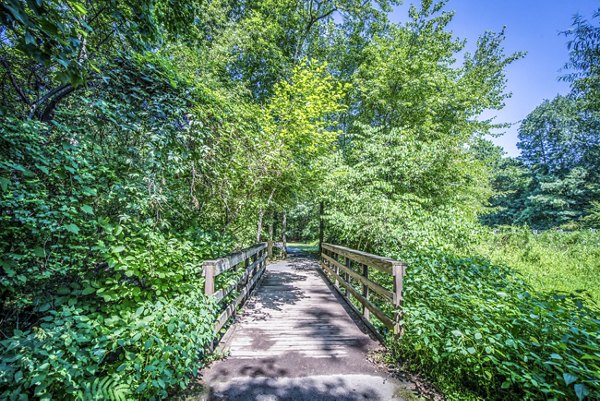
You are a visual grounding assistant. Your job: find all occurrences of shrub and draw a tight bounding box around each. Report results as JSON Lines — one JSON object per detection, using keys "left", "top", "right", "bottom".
{"left": 0, "top": 114, "right": 231, "bottom": 400}
{"left": 389, "top": 251, "right": 600, "bottom": 400}
{"left": 1, "top": 292, "right": 215, "bottom": 400}
{"left": 0, "top": 230, "right": 218, "bottom": 400}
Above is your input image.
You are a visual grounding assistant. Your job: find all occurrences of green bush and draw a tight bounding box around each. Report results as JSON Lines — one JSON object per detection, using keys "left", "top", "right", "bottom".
{"left": 0, "top": 231, "right": 219, "bottom": 400}
{"left": 0, "top": 76, "right": 235, "bottom": 399}
{"left": 389, "top": 251, "right": 600, "bottom": 401}
{"left": 1, "top": 291, "right": 215, "bottom": 400}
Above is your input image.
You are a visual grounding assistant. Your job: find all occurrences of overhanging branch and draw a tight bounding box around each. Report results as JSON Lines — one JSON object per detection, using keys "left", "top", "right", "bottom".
{"left": 0, "top": 58, "right": 31, "bottom": 105}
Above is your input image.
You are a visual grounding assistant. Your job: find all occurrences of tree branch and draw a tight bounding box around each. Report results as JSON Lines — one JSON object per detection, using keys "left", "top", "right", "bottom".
{"left": 40, "top": 85, "right": 76, "bottom": 122}
{"left": 294, "top": 6, "right": 337, "bottom": 62}
{"left": 28, "top": 83, "right": 72, "bottom": 119}
{"left": 0, "top": 58, "right": 31, "bottom": 105}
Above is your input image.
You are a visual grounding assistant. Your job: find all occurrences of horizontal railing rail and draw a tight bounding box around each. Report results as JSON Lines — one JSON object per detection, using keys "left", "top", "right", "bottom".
{"left": 320, "top": 243, "right": 406, "bottom": 339}
{"left": 203, "top": 242, "right": 268, "bottom": 344}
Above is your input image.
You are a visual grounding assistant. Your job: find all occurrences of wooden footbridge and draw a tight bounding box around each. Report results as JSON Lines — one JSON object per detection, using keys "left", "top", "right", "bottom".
{"left": 200, "top": 243, "right": 410, "bottom": 401}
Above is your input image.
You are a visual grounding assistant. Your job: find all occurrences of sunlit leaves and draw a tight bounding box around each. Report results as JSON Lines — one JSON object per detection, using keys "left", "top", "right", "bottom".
{"left": 264, "top": 60, "right": 349, "bottom": 164}
{"left": 255, "top": 60, "right": 349, "bottom": 210}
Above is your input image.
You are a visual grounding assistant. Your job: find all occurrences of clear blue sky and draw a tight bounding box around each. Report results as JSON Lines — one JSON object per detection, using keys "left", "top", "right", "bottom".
{"left": 390, "top": 0, "right": 599, "bottom": 157}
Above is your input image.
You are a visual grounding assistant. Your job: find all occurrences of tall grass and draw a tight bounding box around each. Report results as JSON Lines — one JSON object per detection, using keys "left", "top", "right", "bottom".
{"left": 475, "top": 227, "right": 600, "bottom": 307}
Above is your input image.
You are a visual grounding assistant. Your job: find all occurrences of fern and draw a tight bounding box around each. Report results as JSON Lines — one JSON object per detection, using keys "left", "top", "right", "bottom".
{"left": 75, "top": 377, "right": 132, "bottom": 401}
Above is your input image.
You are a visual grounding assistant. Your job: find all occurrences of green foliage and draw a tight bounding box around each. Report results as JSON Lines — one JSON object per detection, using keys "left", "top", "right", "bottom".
{"left": 518, "top": 96, "right": 593, "bottom": 175}
{"left": 260, "top": 60, "right": 349, "bottom": 201}
{"left": 1, "top": 33, "right": 243, "bottom": 401}
{"left": 0, "top": 0, "right": 160, "bottom": 66}
{"left": 76, "top": 377, "right": 132, "bottom": 401}
{"left": 389, "top": 250, "right": 600, "bottom": 401}
{"left": 0, "top": 117, "right": 101, "bottom": 307}
{"left": 0, "top": 113, "right": 225, "bottom": 399}
{"left": 265, "top": 61, "right": 349, "bottom": 164}
{"left": 483, "top": 15, "right": 600, "bottom": 230}
{"left": 1, "top": 286, "right": 216, "bottom": 400}
{"left": 476, "top": 227, "right": 600, "bottom": 304}
{"left": 210, "top": 0, "right": 395, "bottom": 100}
{"left": 509, "top": 95, "right": 600, "bottom": 229}
{"left": 563, "top": 8, "right": 600, "bottom": 114}
{"left": 520, "top": 168, "right": 598, "bottom": 229}
{"left": 2, "top": 0, "right": 598, "bottom": 400}
{"left": 286, "top": 203, "right": 320, "bottom": 241}
{"left": 482, "top": 166, "right": 529, "bottom": 225}
{"left": 317, "top": 3, "right": 600, "bottom": 400}
{"left": 581, "top": 201, "right": 600, "bottom": 228}
{"left": 483, "top": 95, "right": 600, "bottom": 229}
{"left": 323, "top": 0, "right": 520, "bottom": 252}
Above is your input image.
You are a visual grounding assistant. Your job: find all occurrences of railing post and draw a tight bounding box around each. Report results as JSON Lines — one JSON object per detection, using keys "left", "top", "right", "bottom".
{"left": 333, "top": 250, "right": 339, "bottom": 287}
{"left": 362, "top": 264, "right": 370, "bottom": 321}
{"left": 318, "top": 201, "right": 324, "bottom": 254}
{"left": 203, "top": 261, "right": 215, "bottom": 297}
{"left": 344, "top": 257, "right": 351, "bottom": 296}
{"left": 256, "top": 248, "right": 261, "bottom": 270}
{"left": 244, "top": 255, "right": 251, "bottom": 287}
{"left": 321, "top": 247, "right": 328, "bottom": 275}
{"left": 392, "top": 263, "right": 405, "bottom": 336}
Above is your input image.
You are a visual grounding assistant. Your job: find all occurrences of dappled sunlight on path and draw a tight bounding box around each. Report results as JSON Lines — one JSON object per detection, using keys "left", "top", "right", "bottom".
{"left": 200, "top": 253, "right": 413, "bottom": 401}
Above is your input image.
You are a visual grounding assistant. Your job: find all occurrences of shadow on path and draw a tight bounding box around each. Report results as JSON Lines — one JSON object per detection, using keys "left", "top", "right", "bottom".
{"left": 201, "top": 250, "right": 408, "bottom": 401}
{"left": 207, "top": 374, "right": 396, "bottom": 401}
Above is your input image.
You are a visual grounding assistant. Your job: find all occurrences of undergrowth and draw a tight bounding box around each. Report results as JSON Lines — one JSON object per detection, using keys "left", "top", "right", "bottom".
{"left": 475, "top": 227, "right": 600, "bottom": 305}
{"left": 386, "top": 250, "right": 600, "bottom": 401}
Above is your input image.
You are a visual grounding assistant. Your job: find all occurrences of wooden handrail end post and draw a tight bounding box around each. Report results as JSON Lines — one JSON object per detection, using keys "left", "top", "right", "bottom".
{"left": 392, "top": 263, "right": 406, "bottom": 337}
{"left": 362, "top": 264, "right": 370, "bottom": 321}
{"left": 204, "top": 261, "right": 216, "bottom": 297}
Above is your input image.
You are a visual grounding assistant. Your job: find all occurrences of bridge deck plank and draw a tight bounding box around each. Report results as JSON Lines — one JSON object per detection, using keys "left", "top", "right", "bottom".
{"left": 201, "top": 251, "right": 411, "bottom": 400}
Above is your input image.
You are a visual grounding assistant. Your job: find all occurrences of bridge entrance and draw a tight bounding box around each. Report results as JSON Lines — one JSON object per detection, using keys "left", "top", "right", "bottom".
{"left": 200, "top": 246, "right": 411, "bottom": 400}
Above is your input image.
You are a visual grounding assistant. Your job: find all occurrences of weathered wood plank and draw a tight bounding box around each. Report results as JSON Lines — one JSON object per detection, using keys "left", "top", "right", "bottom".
{"left": 322, "top": 243, "right": 400, "bottom": 274}
{"left": 393, "top": 263, "right": 405, "bottom": 336}
{"left": 362, "top": 263, "right": 370, "bottom": 321}
{"left": 213, "top": 256, "right": 264, "bottom": 303}
{"left": 321, "top": 261, "right": 395, "bottom": 330}
{"left": 204, "top": 243, "right": 267, "bottom": 276}
{"left": 204, "top": 263, "right": 215, "bottom": 296}
{"left": 322, "top": 253, "right": 394, "bottom": 303}
{"left": 215, "top": 263, "right": 266, "bottom": 333}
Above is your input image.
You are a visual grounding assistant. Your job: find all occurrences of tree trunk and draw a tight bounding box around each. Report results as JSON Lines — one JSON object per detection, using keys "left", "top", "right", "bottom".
{"left": 256, "top": 206, "right": 264, "bottom": 243}
{"left": 319, "top": 201, "right": 324, "bottom": 253}
{"left": 282, "top": 212, "right": 287, "bottom": 259}
{"left": 267, "top": 209, "right": 274, "bottom": 258}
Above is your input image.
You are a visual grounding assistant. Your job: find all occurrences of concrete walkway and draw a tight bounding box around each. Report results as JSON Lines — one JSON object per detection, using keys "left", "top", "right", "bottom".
{"left": 201, "top": 251, "right": 411, "bottom": 401}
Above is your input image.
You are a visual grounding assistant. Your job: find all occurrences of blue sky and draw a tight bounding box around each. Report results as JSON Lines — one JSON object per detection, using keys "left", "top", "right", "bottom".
{"left": 390, "top": 0, "right": 599, "bottom": 157}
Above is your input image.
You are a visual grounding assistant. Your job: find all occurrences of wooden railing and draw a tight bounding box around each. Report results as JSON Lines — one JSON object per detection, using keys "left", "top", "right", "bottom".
{"left": 320, "top": 243, "right": 406, "bottom": 338}
{"left": 202, "top": 242, "right": 267, "bottom": 341}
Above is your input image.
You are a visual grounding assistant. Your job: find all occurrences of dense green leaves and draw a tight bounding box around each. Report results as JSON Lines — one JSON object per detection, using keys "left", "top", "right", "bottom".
{"left": 322, "top": 0, "right": 520, "bottom": 252}
{"left": 563, "top": 8, "right": 600, "bottom": 114}
{"left": 2, "top": 0, "right": 599, "bottom": 400}
{"left": 390, "top": 251, "right": 600, "bottom": 401}
{"left": 483, "top": 97, "right": 600, "bottom": 231}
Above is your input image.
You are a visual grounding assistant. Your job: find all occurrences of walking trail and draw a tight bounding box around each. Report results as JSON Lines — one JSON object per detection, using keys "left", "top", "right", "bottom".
{"left": 200, "top": 250, "right": 413, "bottom": 401}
